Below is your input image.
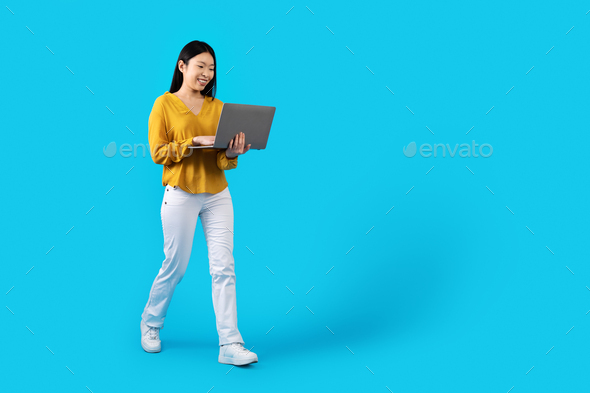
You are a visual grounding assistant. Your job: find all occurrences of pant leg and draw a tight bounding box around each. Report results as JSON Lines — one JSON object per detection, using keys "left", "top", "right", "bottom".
{"left": 199, "top": 186, "right": 244, "bottom": 346}
{"left": 141, "top": 185, "right": 201, "bottom": 328}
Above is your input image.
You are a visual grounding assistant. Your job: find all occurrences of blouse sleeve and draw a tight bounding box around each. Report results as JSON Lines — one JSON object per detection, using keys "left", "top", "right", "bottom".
{"left": 148, "top": 99, "right": 194, "bottom": 166}
{"left": 217, "top": 150, "right": 238, "bottom": 170}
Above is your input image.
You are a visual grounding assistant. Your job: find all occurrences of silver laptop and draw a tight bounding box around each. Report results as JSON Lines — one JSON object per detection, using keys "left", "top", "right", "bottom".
{"left": 190, "top": 103, "right": 276, "bottom": 150}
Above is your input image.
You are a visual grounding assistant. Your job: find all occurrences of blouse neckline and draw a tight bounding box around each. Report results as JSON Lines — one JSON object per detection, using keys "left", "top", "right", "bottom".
{"left": 166, "top": 91, "right": 208, "bottom": 118}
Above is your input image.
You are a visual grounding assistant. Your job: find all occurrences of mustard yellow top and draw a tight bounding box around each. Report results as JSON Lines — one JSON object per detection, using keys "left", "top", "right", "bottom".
{"left": 148, "top": 91, "right": 238, "bottom": 194}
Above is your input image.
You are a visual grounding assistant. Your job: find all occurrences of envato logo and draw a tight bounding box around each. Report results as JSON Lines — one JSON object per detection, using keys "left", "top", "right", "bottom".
{"left": 403, "top": 140, "right": 493, "bottom": 158}
{"left": 103, "top": 141, "right": 196, "bottom": 158}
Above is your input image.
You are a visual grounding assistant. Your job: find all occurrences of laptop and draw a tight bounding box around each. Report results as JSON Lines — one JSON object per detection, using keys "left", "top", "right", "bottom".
{"left": 190, "top": 103, "right": 276, "bottom": 150}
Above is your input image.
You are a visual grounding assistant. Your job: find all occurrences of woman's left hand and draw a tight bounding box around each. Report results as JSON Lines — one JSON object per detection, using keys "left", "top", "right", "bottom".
{"left": 226, "top": 132, "right": 251, "bottom": 158}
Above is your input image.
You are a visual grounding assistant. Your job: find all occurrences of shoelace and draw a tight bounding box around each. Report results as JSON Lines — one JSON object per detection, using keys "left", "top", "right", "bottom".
{"left": 147, "top": 327, "right": 159, "bottom": 341}
{"left": 230, "top": 343, "right": 250, "bottom": 354}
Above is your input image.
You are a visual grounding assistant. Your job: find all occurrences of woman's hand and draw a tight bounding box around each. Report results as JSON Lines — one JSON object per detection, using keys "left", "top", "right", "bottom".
{"left": 193, "top": 136, "right": 215, "bottom": 146}
{"left": 226, "top": 132, "right": 251, "bottom": 158}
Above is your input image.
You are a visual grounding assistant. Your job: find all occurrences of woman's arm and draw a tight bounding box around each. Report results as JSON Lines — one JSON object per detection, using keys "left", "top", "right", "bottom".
{"left": 148, "top": 100, "right": 194, "bottom": 166}
{"left": 217, "top": 150, "right": 238, "bottom": 170}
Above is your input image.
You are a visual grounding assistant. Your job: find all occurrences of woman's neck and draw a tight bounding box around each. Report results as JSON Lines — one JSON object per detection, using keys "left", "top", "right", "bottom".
{"left": 175, "top": 87, "right": 204, "bottom": 100}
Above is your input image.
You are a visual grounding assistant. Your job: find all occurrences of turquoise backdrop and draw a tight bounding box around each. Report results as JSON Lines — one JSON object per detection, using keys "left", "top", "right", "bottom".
{"left": 2, "top": 1, "right": 589, "bottom": 392}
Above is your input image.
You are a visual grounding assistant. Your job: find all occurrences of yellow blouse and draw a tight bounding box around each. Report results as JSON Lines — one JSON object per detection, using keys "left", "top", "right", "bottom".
{"left": 148, "top": 91, "right": 238, "bottom": 194}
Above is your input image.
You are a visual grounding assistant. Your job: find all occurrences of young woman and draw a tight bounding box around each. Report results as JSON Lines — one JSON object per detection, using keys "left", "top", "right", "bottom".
{"left": 140, "top": 40, "right": 257, "bottom": 366}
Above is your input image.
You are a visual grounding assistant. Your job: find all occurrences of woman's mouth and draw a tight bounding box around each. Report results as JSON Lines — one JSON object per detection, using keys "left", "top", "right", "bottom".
{"left": 198, "top": 79, "right": 208, "bottom": 86}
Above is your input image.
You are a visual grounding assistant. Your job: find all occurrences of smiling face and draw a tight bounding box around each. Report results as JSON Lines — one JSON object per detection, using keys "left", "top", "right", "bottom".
{"left": 178, "top": 52, "right": 215, "bottom": 95}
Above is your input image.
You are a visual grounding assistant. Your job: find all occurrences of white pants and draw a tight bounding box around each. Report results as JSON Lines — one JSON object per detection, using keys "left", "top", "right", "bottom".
{"left": 141, "top": 185, "right": 244, "bottom": 346}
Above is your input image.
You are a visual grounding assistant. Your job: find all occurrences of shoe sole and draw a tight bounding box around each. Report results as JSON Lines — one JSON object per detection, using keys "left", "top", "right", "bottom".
{"left": 218, "top": 356, "right": 258, "bottom": 366}
{"left": 141, "top": 341, "right": 161, "bottom": 353}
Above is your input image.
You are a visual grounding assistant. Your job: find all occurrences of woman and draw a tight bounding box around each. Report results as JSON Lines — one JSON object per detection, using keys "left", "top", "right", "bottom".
{"left": 140, "top": 40, "right": 257, "bottom": 366}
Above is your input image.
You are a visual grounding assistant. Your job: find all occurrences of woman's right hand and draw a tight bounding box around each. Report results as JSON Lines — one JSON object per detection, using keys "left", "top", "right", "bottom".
{"left": 192, "top": 136, "right": 215, "bottom": 146}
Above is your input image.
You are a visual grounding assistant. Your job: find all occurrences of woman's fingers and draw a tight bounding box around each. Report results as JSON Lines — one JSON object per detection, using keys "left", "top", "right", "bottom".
{"left": 228, "top": 133, "right": 247, "bottom": 155}
{"left": 237, "top": 133, "right": 242, "bottom": 150}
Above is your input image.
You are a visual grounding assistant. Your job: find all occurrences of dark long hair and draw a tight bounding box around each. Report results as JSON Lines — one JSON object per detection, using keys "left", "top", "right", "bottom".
{"left": 169, "top": 40, "right": 217, "bottom": 100}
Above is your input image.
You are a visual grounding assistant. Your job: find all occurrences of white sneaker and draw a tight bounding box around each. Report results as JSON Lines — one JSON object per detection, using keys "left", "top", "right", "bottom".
{"left": 218, "top": 342, "right": 258, "bottom": 365}
{"left": 140, "top": 320, "right": 161, "bottom": 353}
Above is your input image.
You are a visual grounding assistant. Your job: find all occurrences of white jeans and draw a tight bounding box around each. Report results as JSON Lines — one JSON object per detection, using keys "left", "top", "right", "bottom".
{"left": 141, "top": 185, "right": 244, "bottom": 346}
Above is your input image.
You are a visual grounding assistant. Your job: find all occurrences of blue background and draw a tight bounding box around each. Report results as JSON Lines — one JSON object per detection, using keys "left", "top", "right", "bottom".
{"left": 2, "top": 1, "right": 590, "bottom": 392}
